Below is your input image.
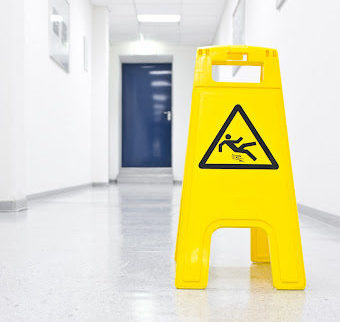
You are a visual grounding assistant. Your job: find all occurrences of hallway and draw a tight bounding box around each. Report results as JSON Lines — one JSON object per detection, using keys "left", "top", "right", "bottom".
{"left": 0, "top": 184, "right": 339, "bottom": 322}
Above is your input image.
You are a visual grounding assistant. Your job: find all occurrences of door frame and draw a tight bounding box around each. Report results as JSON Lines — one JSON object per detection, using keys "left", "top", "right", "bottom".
{"left": 116, "top": 55, "right": 173, "bottom": 172}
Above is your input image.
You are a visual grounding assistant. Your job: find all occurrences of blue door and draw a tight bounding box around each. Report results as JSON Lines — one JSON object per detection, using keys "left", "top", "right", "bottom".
{"left": 122, "top": 63, "right": 172, "bottom": 167}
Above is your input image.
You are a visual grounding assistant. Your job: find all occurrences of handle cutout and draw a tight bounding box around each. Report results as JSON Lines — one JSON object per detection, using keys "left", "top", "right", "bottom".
{"left": 212, "top": 65, "right": 262, "bottom": 83}
{"left": 226, "top": 53, "right": 247, "bottom": 61}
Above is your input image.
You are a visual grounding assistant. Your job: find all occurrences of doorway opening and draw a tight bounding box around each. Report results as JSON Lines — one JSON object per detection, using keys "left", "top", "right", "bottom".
{"left": 118, "top": 60, "right": 173, "bottom": 183}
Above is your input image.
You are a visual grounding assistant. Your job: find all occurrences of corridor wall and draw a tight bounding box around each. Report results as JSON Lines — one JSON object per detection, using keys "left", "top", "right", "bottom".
{"left": 24, "top": 0, "right": 100, "bottom": 195}
{"left": 214, "top": 0, "right": 340, "bottom": 216}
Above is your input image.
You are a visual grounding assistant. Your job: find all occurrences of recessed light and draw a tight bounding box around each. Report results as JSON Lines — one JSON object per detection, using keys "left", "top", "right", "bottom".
{"left": 137, "top": 14, "right": 181, "bottom": 23}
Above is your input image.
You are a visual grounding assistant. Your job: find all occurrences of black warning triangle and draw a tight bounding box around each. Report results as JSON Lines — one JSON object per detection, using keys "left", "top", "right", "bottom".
{"left": 199, "top": 104, "right": 279, "bottom": 170}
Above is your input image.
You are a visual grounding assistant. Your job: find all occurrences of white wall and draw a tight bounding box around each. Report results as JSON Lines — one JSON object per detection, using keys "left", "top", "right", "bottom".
{"left": 24, "top": 0, "right": 93, "bottom": 195}
{"left": 0, "top": 0, "right": 26, "bottom": 204}
{"left": 109, "top": 42, "right": 197, "bottom": 181}
{"left": 214, "top": 0, "right": 340, "bottom": 215}
{"left": 91, "top": 7, "right": 110, "bottom": 184}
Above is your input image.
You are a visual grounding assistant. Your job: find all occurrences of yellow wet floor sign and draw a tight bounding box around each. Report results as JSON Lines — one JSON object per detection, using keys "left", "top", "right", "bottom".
{"left": 175, "top": 46, "right": 306, "bottom": 290}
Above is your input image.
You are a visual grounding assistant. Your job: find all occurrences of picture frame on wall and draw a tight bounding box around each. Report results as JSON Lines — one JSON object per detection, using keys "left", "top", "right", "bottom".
{"left": 49, "top": 0, "right": 70, "bottom": 72}
{"left": 83, "top": 36, "right": 88, "bottom": 72}
{"left": 276, "top": 0, "right": 287, "bottom": 10}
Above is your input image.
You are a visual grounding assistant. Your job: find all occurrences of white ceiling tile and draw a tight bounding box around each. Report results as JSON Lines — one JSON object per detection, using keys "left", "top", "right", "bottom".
{"left": 180, "top": 24, "right": 216, "bottom": 35}
{"left": 180, "top": 31, "right": 213, "bottom": 38}
{"left": 181, "top": 33, "right": 212, "bottom": 44}
{"left": 98, "top": 0, "right": 227, "bottom": 45}
{"left": 92, "top": 0, "right": 133, "bottom": 5}
{"left": 136, "top": 4, "right": 181, "bottom": 15}
{"left": 111, "top": 34, "right": 138, "bottom": 44}
{"left": 109, "top": 4, "right": 135, "bottom": 15}
{"left": 110, "top": 29, "right": 136, "bottom": 36}
{"left": 183, "top": 0, "right": 224, "bottom": 4}
{"left": 140, "top": 24, "right": 180, "bottom": 35}
{"left": 181, "top": 15, "right": 219, "bottom": 26}
{"left": 110, "top": 33, "right": 137, "bottom": 41}
{"left": 111, "top": 24, "right": 138, "bottom": 33}
{"left": 146, "top": 33, "right": 180, "bottom": 43}
{"left": 109, "top": 14, "right": 137, "bottom": 24}
{"left": 134, "top": 0, "right": 182, "bottom": 4}
{"left": 182, "top": 4, "right": 222, "bottom": 15}
{"left": 91, "top": 0, "right": 110, "bottom": 5}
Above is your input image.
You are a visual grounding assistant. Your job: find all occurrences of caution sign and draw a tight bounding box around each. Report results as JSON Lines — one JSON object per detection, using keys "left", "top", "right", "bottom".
{"left": 175, "top": 46, "right": 305, "bottom": 291}
{"left": 199, "top": 104, "right": 278, "bottom": 169}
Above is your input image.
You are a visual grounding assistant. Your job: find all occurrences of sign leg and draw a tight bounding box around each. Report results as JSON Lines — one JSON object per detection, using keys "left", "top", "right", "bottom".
{"left": 251, "top": 227, "right": 270, "bottom": 263}
{"left": 268, "top": 220, "right": 306, "bottom": 290}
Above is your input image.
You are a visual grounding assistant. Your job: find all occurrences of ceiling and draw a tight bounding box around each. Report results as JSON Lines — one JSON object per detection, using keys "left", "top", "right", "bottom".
{"left": 91, "top": 0, "right": 227, "bottom": 45}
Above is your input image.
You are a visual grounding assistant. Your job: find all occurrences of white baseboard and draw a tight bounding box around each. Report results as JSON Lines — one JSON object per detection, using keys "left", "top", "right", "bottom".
{"left": 0, "top": 199, "right": 27, "bottom": 212}
{"left": 298, "top": 203, "right": 340, "bottom": 228}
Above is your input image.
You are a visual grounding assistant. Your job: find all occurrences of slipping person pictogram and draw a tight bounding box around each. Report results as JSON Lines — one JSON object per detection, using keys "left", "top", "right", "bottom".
{"left": 218, "top": 134, "right": 257, "bottom": 161}
{"left": 199, "top": 104, "right": 278, "bottom": 169}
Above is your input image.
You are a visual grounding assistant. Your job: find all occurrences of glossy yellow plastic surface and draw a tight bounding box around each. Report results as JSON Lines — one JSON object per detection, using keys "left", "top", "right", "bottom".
{"left": 175, "top": 46, "right": 306, "bottom": 290}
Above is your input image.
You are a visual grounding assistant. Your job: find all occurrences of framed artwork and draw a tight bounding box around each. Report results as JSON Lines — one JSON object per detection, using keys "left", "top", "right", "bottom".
{"left": 49, "top": 0, "right": 70, "bottom": 72}
{"left": 232, "top": 0, "right": 246, "bottom": 75}
{"left": 83, "top": 36, "right": 88, "bottom": 72}
{"left": 276, "top": 0, "right": 287, "bottom": 10}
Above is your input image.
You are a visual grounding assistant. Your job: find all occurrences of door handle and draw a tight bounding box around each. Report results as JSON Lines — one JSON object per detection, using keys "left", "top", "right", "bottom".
{"left": 163, "top": 111, "right": 171, "bottom": 121}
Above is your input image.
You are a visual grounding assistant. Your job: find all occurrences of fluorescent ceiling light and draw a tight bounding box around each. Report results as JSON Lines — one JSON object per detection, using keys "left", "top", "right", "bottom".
{"left": 137, "top": 14, "right": 181, "bottom": 23}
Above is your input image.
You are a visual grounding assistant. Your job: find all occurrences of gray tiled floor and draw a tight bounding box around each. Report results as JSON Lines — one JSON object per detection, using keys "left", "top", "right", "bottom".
{"left": 0, "top": 184, "right": 339, "bottom": 321}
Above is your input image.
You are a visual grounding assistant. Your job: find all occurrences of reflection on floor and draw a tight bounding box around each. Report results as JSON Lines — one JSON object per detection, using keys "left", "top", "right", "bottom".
{"left": 0, "top": 183, "right": 339, "bottom": 321}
